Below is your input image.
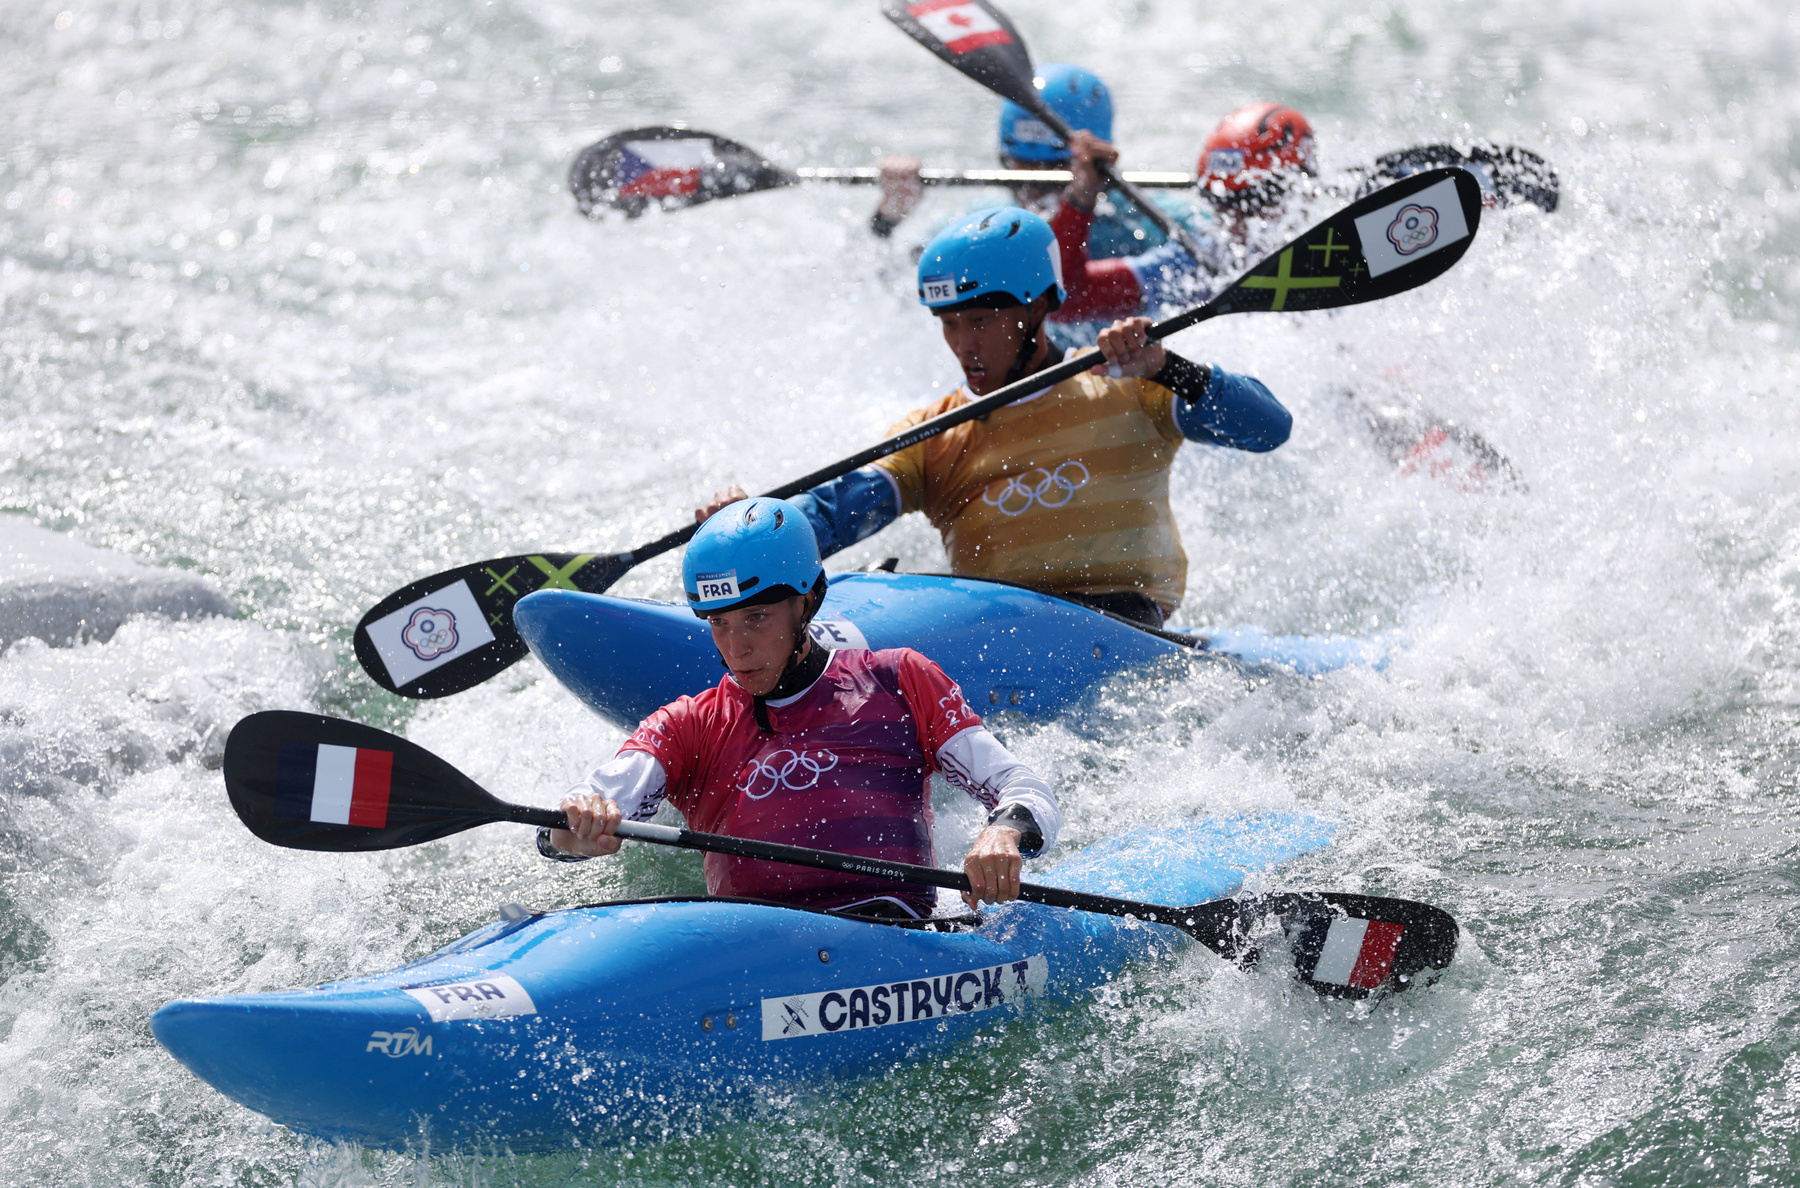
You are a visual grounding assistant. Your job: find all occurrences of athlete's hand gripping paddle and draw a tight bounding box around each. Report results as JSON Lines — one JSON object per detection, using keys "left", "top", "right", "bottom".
{"left": 353, "top": 167, "right": 1482, "bottom": 699}
{"left": 570, "top": 126, "right": 1196, "bottom": 219}
{"left": 224, "top": 711, "right": 1461, "bottom": 1000}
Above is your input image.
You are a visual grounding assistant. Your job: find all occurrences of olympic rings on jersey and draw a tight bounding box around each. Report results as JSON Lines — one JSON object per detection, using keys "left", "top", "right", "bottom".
{"left": 737, "top": 748, "right": 840, "bottom": 799}
{"left": 980, "top": 461, "right": 1091, "bottom": 517}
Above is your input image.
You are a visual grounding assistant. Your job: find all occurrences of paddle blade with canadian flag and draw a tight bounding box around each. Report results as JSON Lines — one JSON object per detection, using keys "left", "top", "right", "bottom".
{"left": 223, "top": 711, "right": 524, "bottom": 852}
{"left": 880, "top": 0, "right": 1038, "bottom": 109}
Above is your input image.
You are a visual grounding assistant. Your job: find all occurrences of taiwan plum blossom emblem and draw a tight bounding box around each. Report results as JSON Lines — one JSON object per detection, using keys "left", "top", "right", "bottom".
{"left": 401, "top": 606, "right": 460, "bottom": 661}
{"left": 1385, "top": 203, "right": 1440, "bottom": 255}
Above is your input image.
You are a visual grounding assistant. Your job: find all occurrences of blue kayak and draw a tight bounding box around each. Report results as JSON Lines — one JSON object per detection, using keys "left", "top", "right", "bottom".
{"left": 151, "top": 813, "right": 1333, "bottom": 1150}
{"left": 514, "top": 571, "right": 1384, "bottom": 731}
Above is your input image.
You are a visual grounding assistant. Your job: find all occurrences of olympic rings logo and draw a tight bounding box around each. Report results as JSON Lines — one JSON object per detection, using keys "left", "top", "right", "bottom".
{"left": 737, "top": 748, "right": 840, "bottom": 799}
{"left": 981, "top": 461, "right": 1090, "bottom": 517}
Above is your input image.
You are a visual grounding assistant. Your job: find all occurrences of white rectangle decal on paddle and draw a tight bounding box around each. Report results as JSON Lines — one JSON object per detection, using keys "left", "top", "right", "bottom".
{"left": 1352, "top": 176, "right": 1469, "bottom": 278}
{"left": 808, "top": 618, "right": 869, "bottom": 650}
{"left": 624, "top": 139, "right": 715, "bottom": 169}
{"left": 308, "top": 744, "right": 359, "bottom": 825}
{"left": 403, "top": 974, "right": 537, "bottom": 1022}
{"left": 761, "top": 954, "right": 1048, "bottom": 1041}
{"left": 1309, "top": 917, "right": 1369, "bottom": 986}
{"left": 364, "top": 579, "right": 497, "bottom": 688}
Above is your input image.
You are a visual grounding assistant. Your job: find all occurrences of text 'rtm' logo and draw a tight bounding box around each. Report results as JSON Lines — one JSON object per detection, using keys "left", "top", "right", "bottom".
{"left": 367, "top": 1028, "right": 434, "bottom": 1057}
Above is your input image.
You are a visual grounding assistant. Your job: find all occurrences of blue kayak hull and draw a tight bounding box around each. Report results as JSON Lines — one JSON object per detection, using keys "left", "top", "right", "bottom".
{"left": 514, "top": 572, "right": 1383, "bottom": 731}
{"left": 152, "top": 815, "right": 1333, "bottom": 1149}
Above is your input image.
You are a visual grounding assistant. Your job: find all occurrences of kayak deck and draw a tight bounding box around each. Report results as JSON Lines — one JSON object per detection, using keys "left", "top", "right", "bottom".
{"left": 515, "top": 570, "right": 1383, "bottom": 731}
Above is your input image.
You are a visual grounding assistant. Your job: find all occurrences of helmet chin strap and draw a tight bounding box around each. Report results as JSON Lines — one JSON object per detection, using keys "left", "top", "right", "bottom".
{"left": 1000, "top": 303, "right": 1051, "bottom": 388}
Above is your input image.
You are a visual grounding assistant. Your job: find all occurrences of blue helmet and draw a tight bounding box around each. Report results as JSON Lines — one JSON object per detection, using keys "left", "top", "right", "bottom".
{"left": 683, "top": 497, "right": 825, "bottom": 618}
{"left": 997, "top": 63, "right": 1113, "bottom": 164}
{"left": 917, "top": 206, "right": 1065, "bottom": 314}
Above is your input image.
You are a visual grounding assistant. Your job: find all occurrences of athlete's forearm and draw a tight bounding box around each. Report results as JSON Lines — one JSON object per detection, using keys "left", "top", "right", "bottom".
{"left": 1048, "top": 201, "right": 1146, "bottom": 323}
{"left": 1158, "top": 356, "right": 1293, "bottom": 452}
{"left": 792, "top": 466, "right": 903, "bottom": 557}
{"left": 935, "top": 727, "right": 1062, "bottom": 857}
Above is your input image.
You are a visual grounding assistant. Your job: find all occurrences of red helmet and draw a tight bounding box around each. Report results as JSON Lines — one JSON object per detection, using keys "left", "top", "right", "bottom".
{"left": 1197, "top": 103, "right": 1317, "bottom": 205}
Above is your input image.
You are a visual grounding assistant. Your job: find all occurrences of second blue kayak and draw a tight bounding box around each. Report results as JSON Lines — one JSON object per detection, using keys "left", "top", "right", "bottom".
{"left": 515, "top": 571, "right": 1384, "bottom": 730}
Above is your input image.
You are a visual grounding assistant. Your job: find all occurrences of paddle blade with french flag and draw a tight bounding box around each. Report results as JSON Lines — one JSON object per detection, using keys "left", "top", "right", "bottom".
{"left": 225, "top": 711, "right": 520, "bottom": 852}
{"left": 1258, "top": 891, "right": 1460, "bottom": 998}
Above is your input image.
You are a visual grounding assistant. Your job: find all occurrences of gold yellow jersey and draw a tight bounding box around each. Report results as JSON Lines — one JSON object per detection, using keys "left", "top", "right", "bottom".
{"left": 873, "top": 372, "right": 1189, "bottom": 615}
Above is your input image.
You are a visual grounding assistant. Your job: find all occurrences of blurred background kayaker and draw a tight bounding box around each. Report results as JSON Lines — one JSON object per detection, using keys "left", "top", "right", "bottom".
{"left": 1053, "top": 102, "right": 1321, "bottom": 330}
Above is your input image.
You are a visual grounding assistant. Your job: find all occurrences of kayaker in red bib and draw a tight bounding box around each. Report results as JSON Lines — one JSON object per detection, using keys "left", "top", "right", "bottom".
{"left": 1050, "top": 103, "right": 1321, "bottom": 328}
{"left": 697, "top": 205, "right": 1291, "bottom": 629}
{"left": 542, "top": 496, "right": 1060, "bottom": 918}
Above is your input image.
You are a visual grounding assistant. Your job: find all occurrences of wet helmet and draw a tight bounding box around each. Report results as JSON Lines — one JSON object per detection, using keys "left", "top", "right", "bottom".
{"left": 917, "top": 206, "right": 1065, "bottom": 315}
{"left": 1197, "top": 102, "right": 1317, "bottom": 207}
{"left": 997, "top": 63, "right": 1113, "bottom": 164}
{"left": 683, "top": 497, "right": 826, "bottom": 618}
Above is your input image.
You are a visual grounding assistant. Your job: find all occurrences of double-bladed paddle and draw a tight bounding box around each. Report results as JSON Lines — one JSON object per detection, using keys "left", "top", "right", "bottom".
{"left": 352, "top": 167, "right": 1483, "bottom": 699}
{"left": 225, "top": 710, "right": 1461, "bottom": 999}
{"left": 569, "top": 125, "right": 1559, "bottom": 220}
{"left": 570, "top": 126, "right": 1195, "bottom": 219}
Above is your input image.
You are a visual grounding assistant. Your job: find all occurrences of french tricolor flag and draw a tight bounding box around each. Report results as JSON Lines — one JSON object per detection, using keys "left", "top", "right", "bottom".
{"left": 1306, "top": 917, "right": 1406, "bottom": 991}
{"left": 275, "top": 741, "right": 394, "bottom": 828}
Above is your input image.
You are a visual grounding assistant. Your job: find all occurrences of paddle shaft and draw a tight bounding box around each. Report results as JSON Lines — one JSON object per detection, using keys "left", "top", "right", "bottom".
{"left": 796, "top": 166, "right": 1196, "bottom": 188}
{"left": 508, "top": 811, "right": 1219, "bottom": 931}
{"left": 355, "top": 167, "right": 1482, "bottom": 699}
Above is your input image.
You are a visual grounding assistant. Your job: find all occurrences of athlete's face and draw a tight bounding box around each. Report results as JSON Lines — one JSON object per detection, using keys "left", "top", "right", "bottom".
{"left": 708, "top": 595, "right": 809, "bottom": 697}
{"left": 936, "top": 299, "right": 1045, "bottom": 395}
{"left": 999, "top": 156, "right": 1062, "bottom": 209}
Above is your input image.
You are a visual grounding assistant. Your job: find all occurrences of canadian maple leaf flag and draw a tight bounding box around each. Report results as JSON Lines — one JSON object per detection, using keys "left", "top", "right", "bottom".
{"left": 907, "top": 0, "right": 1012, "bottom": 54}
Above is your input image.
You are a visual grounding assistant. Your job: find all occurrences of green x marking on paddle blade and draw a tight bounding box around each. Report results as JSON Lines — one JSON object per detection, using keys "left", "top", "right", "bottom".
{"left": 1308, "top": 227, "right": 1351, "bottom": 267}
{"left": 485, "top": 565, "right": 520, "bottom": 597}
{"left": 526, "top": 554, "right": 599, "bottom": 591}
{"left": 1240, "top": 247, "right": 1342, "bottom": 311}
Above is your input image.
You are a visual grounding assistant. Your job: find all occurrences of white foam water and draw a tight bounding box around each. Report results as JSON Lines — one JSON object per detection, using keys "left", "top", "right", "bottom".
{"left": 3, "top": 0, "right": 1799, "bottom": 1182}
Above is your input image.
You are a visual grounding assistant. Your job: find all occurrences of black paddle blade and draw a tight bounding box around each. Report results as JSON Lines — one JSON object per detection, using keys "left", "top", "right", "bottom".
{"left": 352, "top": 551, "right": 634, "bottom": 699}
{"left": 881, "top": 0, "right": 1039, "bottom": 111}
{"left": 1205, "top": 167, "right": 1484, "bottom": 319}
{"left": 1366, "top": 142, "right": 1560, "bottom": 213}
{"left": 1184, "top": 891, "right": 1459, "bottom": 999}
{"left": 224, "top": 711, "right": 517, "bottom": 852}
{"left": 569, "top": 126, "right": 798, "bottom": 219}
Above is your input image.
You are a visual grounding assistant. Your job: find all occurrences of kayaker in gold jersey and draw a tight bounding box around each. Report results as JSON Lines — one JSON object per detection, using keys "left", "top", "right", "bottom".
{"left": 698, "top": 205, "right": 1290, "bottom": 630}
